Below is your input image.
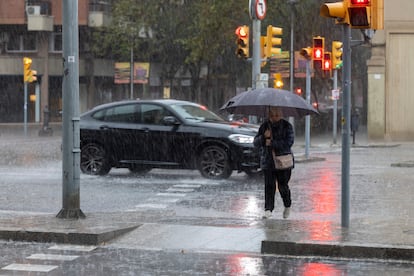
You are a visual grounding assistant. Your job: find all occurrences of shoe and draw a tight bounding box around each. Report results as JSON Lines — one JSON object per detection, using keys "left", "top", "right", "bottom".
{"left": 262, "top": 210, "right": 272, "bottom": 219}
{"left": 283, "top": 207, "right": 290, "bottom": 219}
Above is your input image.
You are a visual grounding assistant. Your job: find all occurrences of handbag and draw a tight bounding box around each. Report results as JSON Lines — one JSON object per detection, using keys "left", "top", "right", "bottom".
{"left": 268, "top": 122, "right": 293, "bottom": 170}
{"left": 272, "top": 151, "right": 294, "bottom": 170}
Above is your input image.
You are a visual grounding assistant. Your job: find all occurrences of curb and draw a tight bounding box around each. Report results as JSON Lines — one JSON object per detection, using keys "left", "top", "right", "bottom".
{"left": 0, "top": 225, "right": 140, "bottom": 245}
{"left": 261, "top": 240, "right": 414, "bottom": 262}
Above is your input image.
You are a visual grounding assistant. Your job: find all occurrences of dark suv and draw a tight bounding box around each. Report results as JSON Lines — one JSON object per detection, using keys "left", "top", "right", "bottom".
{"left": 80, "top": 99, "right": 260, "bottom": 179}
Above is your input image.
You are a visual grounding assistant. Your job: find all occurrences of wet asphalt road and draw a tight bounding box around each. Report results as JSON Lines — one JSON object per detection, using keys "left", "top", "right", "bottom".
{"left": 1, "top": 240, "right": 414, "bottom": 276}
{"left": 0, "top": 135, "right": 414, "bottom": 274}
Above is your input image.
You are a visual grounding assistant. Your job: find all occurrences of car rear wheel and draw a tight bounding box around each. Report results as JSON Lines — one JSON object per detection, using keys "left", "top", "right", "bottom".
{"left": 128, "top": 165, "right": 152, "bottom": 175}
{"left": 80, "top": 143, "right": 111, "bottom": 175}
{"left": 197, "top": 145, "right": 232, "bottom": 179}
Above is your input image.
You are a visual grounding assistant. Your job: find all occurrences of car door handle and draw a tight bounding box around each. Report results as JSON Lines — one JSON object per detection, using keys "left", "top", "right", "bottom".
{"left": 141, "top": 127, "right": 150, "bottom": 132}
{"left": 99, "top": 125, "right": 110, "bottom": 130}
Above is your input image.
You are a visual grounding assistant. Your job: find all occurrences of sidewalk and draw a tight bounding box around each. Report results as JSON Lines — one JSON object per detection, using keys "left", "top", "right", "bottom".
{"left": 0, "top": 127, "right": 413, "bottom": 262}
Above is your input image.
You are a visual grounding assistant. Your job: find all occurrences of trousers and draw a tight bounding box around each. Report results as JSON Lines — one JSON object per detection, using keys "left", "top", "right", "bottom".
{"left": 264, "top": 168, "right": 292, "bottom": 211}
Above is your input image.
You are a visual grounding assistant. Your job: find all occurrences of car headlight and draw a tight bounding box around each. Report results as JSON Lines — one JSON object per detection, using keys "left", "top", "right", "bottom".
{"left": 228, "top": 134, "right": 254, "bottom": 144}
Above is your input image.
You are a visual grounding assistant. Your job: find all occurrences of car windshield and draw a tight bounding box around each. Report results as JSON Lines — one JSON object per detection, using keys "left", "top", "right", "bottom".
{"left": 170, "top": 103, "right": 224, "bottom": 122}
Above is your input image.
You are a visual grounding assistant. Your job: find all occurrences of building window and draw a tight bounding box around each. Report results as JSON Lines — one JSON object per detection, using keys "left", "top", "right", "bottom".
{"left": 6, "top": 33, "right": 37, "bottom": 52}
{"left": 49, "top": 32, "right": 62, "bottom": 53}
{"left": 89, "top": 0, "right": 112, "bottom": 13}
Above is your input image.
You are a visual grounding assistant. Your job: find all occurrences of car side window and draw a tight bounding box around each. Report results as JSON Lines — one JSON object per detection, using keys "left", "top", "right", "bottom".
{"left": 141, "top": 104, "right": 171, "bottom": 125}
{"left": 92, "top": 104, "right": 141, "bottom": 123}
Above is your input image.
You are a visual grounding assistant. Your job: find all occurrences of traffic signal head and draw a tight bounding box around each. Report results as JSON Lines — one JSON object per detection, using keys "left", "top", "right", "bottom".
{"left": 348, "top": 0, "right": 370, "bottom": 29}
{"left": 273, "top": 73, "right": 283, "bottom": 89}
{"left": 31, "top": 70, "right": 37, "bottom": 82}
{"left": 23, "top": 57, "right": 37, "bottom": 83}
{"left": 323, "top": 52, "right": 332, "bottom": 71}
{"left": 300, "top": 47, "right": 312, "bottom": 60}
{"left": 266, "top": 25, "right": 282, "bottom": 57}
{"left": 312, "top": 36, "right": 324, "bottom": 60}
{"left": 320, "top": 1, "right": 348, "bottom": 24}
{"left": 332, "top": 41, "right": 343, "bottom": 69}
{"left": 235, "top": 25, "right": 249, "bottom": 58}
{"left": 295, "top": 88, "right": 302, "bottom": 95}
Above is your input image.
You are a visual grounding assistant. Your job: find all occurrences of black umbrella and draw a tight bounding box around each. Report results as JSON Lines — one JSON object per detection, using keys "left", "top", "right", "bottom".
{"left": 220, "top": 87, "right": 318, "bottom": 118}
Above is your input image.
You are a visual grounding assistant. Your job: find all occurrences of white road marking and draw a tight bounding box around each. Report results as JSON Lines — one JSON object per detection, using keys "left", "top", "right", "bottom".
{"left": 49, "top": 244, "right": 97, "bottom": 252}
{"left": 2, "top": 263, "right": 58, "bottom": 272}
{"left": 27, "top": 253, "right": 79, "bottom": 261}
{"left": 156, "top": 193, "right": 187, "bottom": 197}
{"left": 173, "top": 184, "right": 202, "bottom": 189}
{"left": 166, "top": 187, "right": 194, "bottom": 193}
{"left": 134, "top": 203, "right": 168, "bottom": 209}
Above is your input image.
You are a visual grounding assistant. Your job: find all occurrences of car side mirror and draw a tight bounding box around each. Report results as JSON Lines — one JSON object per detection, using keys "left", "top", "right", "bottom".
{"left": 162, "top": 116, "right": 180, "bottom": 126}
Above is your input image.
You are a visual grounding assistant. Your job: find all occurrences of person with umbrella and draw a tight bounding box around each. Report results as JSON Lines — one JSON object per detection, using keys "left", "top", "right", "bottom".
{"left": 254, "top": 107, "right": 294, "bottom": 219}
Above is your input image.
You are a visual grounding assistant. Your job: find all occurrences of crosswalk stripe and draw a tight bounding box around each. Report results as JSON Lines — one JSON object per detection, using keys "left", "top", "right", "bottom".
{"left": 48, "top": 244, "right": 97, "bottom": 252}
{"left": 156, "top": 192, "right": 187, "bottom": 197}
{"left": 154, "top": 198, "right": 180, "bottom": 203}
{"left": 27, "top": 253, "right": 79, "bottom": 261}
{"left": 166, "top": 187, "right": 194, "bottom": 193}
{"left": 134, "top": 203, "right": 168, "bottom": 209}
{"left": 173, "top": 184, "right": 202, "bottom": 188}
{"left": 2, "top": 263, "right": 58, "bottom": 273}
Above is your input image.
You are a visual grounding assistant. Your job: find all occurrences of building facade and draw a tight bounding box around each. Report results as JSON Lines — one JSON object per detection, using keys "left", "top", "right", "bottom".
{"left": 367, "top": 0, "right": 414, "bottom": 141}
{"left": 0, "top": 0, "right": 121, "bottom": 123}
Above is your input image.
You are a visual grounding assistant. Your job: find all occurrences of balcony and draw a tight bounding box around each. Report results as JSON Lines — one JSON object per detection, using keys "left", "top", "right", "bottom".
{"left": 26, "top": 2, "right": 54, "bottom": 31}
{"left": 88, "top": 1, "right": 111, "bottom": 27}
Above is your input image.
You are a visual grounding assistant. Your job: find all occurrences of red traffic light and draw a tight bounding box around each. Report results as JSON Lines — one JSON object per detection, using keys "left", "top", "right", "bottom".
{"left": 323, "top": 52, "right": 331, "bottom": 71}
{"left": 312, "top": 37, "right": 324, "bottom": 60}
{"left": 323, "top": 60, "right": 331, "bottom": 70}
{"left": 235, "top": 26, "right": 248, "bottom": 38}
{"left": 313, "top": 48, "right": 323, "bottom": 60}
{"left": 295, "top": 88, "right": 302, "bottom": 95}
{"left": 350, "top": 0, "right": 370, "bottom": 4}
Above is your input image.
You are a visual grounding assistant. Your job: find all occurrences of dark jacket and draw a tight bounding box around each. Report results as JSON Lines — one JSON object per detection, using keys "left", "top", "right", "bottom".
{"left": 253, "top": 119, "right": 294, "bottom": 170}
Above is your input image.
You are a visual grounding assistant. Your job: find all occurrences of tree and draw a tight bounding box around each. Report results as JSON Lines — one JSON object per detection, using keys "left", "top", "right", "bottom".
{"left": 89, "top": 0, "right": 370, "bottom": 118}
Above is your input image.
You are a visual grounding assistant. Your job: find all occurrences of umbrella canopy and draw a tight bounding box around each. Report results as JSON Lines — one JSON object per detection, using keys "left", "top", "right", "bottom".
{"left": 220, "top": 87, "right": 319, "bottom": 118}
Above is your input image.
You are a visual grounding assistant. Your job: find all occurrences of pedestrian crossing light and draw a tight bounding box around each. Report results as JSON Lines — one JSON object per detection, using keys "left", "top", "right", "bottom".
{"left": 321, "top": 0, "right": 383, "bottom": 30}
{"left": 235, "top": 25, "right": 249, "bottom": 59}
{"left": 266, "top": 25, "right": 282, "bottom": 57}
{"left": 323, "top": 52, "right": 332, "bottom": 71}
{"left": 332, "top": 41, "right": 343, "bottom": 69}
{"left": 273, "top": 73, "right": 283, "bottom": 89}
{"left": 23, "top": 57, "right": 37, "bottom": 83}
{"left": 348, "top": 0, "right": 371, "bottom": 29}
{"left": 313, "top": 36, "right": 324, "bottom": 69}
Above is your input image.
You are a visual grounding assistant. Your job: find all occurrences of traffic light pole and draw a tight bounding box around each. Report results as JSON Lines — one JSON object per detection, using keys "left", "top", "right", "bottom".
{"left": 305, "top": 59, "right": 311, "bottom": 159}
{"left": 57, "top": 0, "right": 85, "bottom": 219}
{"left": 23, "top": 82, "right": 28, "bottom": 137}
{"left": 252, "top": 19, "right": 261, "bottom": 89}
{"left": 333, "top": 69, "right": 338, "bottom": 144}
{"left": 341, "top": 24, "right": 351, "bottom": 228}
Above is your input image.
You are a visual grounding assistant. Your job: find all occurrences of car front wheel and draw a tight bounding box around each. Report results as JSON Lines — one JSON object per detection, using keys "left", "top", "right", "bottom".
{"left": 197, "top": 145, "right": 232, "bottom": 179}
{"left": 80, "top": 143, "right": 111, "bottom": 175}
